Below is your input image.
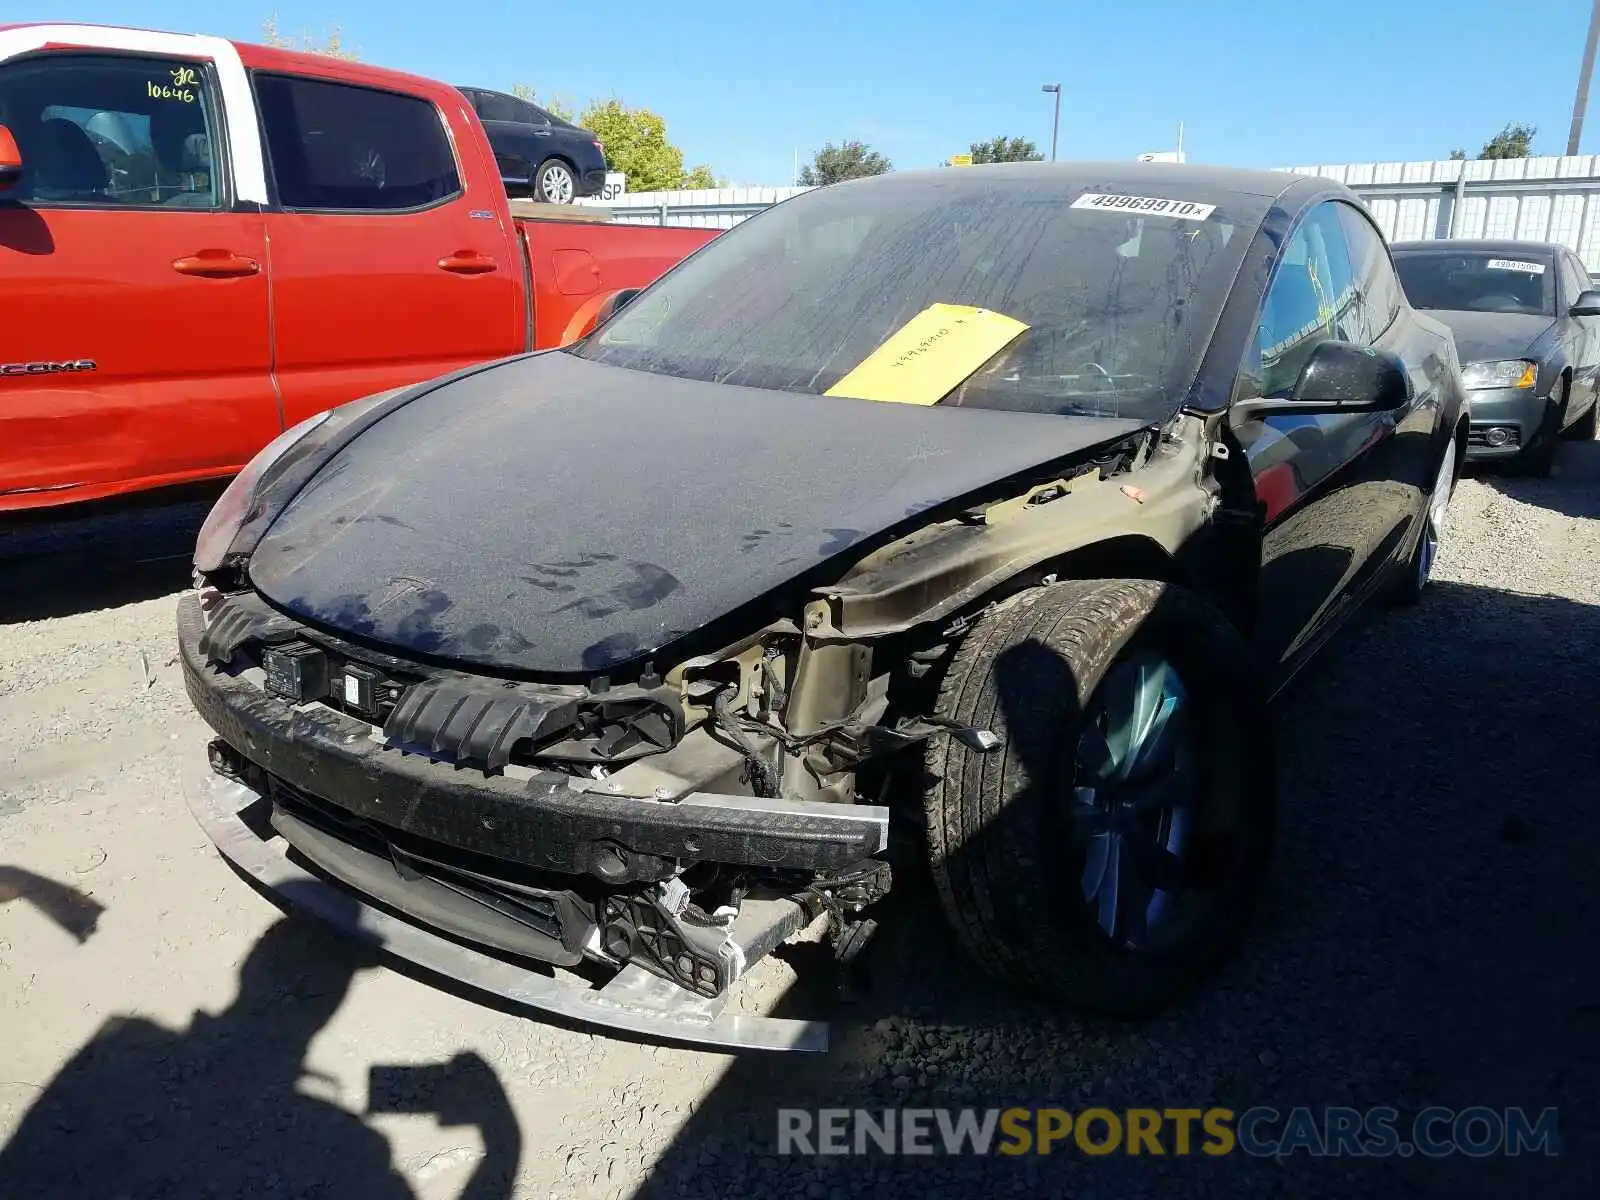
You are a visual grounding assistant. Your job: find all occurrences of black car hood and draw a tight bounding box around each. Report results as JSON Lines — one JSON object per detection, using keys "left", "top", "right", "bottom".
{"left": 248, "top": 353, "right": 1144, "bottom": 676}
{"left": 1424, "top": 309, "right": 1556, "bottom": 364}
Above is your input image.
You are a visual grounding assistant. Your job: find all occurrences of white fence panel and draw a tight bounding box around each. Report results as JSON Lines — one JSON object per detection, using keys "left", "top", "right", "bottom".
{"left": 580, "top": 156, "right": 1600, "bottom": 272}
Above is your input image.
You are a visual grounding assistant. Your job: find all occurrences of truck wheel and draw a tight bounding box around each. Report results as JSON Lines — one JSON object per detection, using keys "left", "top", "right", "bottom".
{"left": 922, "top": 578, "right": 1276, "bottom": 1017}
{"left": 534, "top": 159, "right": 576, "bottom": 204}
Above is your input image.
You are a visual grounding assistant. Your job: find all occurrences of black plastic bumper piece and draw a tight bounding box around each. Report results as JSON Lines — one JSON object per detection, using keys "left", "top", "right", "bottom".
{"left": 177, "top": 593, "right": 887, "bottom": 880}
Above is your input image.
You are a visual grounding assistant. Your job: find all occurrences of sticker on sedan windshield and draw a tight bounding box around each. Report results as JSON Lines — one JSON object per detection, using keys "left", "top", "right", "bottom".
{"left": 1071, "top": 192, "right": 1216, "bottom": 221}
{"left": 824, "top": 303, "right": 1030, "bottom": 406}
{"left": 1487, "top": 258, "right": 1546, "bottom": 274}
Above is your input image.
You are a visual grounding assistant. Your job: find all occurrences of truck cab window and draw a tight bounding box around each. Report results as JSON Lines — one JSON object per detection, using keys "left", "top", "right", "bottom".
{"left": 0, "top": 54, "right": 219, "bottom": 208}
{"left": 254, "top": 74, "right": 461, "bottom": 212}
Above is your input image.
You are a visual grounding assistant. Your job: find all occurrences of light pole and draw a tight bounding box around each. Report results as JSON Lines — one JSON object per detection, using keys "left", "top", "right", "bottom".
{"left": 1041, "top": 83, "right": 1061, "bottom": 161}
{"left": 1571, "top": 0, "right": 1600, "bottom": 154}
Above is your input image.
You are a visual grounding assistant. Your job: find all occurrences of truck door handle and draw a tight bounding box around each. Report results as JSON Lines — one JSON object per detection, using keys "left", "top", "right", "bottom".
{"left": 438, "top": 251, "right": 498, "bottom": 275}
{"left": 171, "top": 250, "right": 261, "bottom": 278}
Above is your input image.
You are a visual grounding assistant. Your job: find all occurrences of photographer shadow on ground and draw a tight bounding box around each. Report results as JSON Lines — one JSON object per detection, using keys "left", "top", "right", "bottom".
{"left": 630, "top": 574, "right": 1599, "bottom": 1199}
{"left": 0, "top": 866, "right": 105, "bottom": 942}
{"left": 0, "top": 882, "right": 521, "bottom": 1200}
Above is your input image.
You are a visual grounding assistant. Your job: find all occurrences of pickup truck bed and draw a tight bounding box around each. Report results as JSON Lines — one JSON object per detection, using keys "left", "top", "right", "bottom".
{"left": 0, "top": 23, "right": 716, "bottom": 512}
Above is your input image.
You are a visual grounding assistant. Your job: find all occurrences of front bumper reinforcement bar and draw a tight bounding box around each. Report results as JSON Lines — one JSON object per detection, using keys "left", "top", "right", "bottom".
{"left": 183, "top": 752, "right": 830, "bottom": 1052}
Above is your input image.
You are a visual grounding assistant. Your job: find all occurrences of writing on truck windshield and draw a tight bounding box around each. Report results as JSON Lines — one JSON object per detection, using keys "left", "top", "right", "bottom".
{"left": 571, "top": 178, "right": 1249, "bottom": 422}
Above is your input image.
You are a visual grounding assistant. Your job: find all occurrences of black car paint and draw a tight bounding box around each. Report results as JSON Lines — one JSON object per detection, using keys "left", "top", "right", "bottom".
{"left": 457, "top": 87, "right": 607, "bottom": 200}
{"left": 247, "top": 352, "right": 1146, "bottom": 676}
{"left": 1196, "top": 188, "right": 1464, "bottom": 678}
{"left": 234, "top": 163, "right": 1462, "bottom": 696}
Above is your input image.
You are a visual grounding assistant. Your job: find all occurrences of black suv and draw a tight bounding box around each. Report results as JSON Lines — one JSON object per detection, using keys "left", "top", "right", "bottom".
{"left": 457, "top": 87, "right": 608, "bottom": 203}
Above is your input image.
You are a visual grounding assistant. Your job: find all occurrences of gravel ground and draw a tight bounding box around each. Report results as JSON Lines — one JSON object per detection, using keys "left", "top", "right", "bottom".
{"left": 2, "top": 441, "right": 1597, "bottom": 1199}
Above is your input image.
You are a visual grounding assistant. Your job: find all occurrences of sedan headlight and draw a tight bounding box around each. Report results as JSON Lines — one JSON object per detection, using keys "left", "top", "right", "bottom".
{"left": 1460, "top": 359, "right": 1537, "bottom": 391}
{"left": 194, "top": 410, "right": 333, "bottom": 572}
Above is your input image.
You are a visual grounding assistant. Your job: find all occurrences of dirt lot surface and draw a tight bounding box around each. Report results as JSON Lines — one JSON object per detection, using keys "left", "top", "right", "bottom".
{"left": 3, "top": 443, "right": 1597, "bottom": 1199}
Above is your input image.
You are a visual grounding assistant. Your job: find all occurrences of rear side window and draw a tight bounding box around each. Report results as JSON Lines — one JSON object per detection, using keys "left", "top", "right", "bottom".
{"left": 475, "top": 90, "right": 547, "bottom": 125}
{"left": 1336, "top": 204, "right": 1404, "bottom": 343}
{"left": 254, "top": 74, "right": 460, "bottom": 212}
{"left": 0, "top": 52, "right": 220, "bottom": 209}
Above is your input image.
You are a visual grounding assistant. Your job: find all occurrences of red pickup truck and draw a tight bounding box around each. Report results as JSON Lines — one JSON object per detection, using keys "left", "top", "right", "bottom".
{"left": 0, "top": 23, "right": 716, "bottom": 512}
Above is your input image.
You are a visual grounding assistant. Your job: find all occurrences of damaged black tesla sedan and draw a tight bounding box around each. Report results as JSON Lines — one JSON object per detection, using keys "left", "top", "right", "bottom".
{"left": 180, "top": 162, "right": 1467, "bottom": 1050}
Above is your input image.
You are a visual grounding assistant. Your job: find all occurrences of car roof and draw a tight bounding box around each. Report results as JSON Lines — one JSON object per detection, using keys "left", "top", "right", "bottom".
{"left": 1390, "top": 239, "right": 1562, "bottom": 257}
{"left": 837, "top": 160, "right": 1312, "bottom": 202}
{"left": 818, "top": 163, "right": 1340, "bottom": 237}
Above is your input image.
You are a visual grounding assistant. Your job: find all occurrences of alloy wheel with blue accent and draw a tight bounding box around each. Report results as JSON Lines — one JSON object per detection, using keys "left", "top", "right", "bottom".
{"left": 1070, "top": 650, "right": 1195, "bottom": 950}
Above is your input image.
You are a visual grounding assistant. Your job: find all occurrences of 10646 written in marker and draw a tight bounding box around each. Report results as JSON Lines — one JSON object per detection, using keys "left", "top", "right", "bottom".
{"left": 1071, "top": 192, "right": 1216, "bottom": 221}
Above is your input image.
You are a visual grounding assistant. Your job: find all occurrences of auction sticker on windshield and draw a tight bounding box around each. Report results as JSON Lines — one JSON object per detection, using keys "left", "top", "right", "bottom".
{"left": 825, "top": 304, "right": 1029, "bottom": 406}
{"left": 1487, "top": 258, "right": 1546, "bottom": 274}
{"left": 1071, "top": 193, "right": 1216, "bottom": 221}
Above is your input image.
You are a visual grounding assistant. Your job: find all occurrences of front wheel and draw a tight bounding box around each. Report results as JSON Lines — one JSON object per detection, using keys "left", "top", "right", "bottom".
{"left": 534, "top": 159, "right": 576, "bottom": 204}
{"left": 922, "top": 579, "right": 1276, "bottom": 1017}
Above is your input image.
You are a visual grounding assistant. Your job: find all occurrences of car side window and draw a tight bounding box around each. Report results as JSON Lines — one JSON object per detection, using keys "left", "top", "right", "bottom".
{"left": 1336, "top": 204, "right": 1403, "bottom": 344}
{"left": 253, "top": 73, "right": 461, "bottom": 212}
{"left": 1559, "top": 252, "right": 1589, "bottom": 308}
{"left": 0, "top": 52, "right": 221, "bottom": 209}
{"left": 1240, "top": 201, "right": 1358, "bottom": 400}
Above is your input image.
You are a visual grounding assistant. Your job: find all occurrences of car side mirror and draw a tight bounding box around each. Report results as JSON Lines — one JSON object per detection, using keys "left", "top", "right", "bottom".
{"left": 594, "top": 286, "right": 642, "bottom": 327}
{"left": 1570, "top": 289, "right": 1600, "bottom": 317}
{"left": 0, "top": 124, "right": 22, "bottom": 190}
{"left": 1234, "top": 340, "right": 1412, "bottom": 421}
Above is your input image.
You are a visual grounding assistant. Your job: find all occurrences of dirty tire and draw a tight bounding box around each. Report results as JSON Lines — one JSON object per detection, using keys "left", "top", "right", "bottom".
{"left": 923, "top": 579, "right": 1276, "bottom": 1017}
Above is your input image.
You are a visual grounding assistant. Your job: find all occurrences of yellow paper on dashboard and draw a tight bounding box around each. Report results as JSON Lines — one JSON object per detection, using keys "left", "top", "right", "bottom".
{"left": 824, "top": 303, "right": 1030, "bottom": 406}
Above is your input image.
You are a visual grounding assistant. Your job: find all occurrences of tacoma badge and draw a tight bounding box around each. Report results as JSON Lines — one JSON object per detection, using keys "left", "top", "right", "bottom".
{"left": 0, "top": 359, "right": 97, "bottom": 377}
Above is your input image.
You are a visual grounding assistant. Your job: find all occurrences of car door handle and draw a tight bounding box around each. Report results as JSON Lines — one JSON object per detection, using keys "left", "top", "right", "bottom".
{"left": 171, "top": 250, "right": 261, "bottom": 278}
{"left": 438, "top": 251, "right": 498, "bottom": 275}
{"left": 533, "top": 128, "right": 553, "bottom": 137}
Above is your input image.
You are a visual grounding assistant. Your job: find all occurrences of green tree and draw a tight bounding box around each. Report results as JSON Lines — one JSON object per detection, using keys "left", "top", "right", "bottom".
{"left": 511, "top": 83, "right": 576, "bottom": 124}
{"left": 797, "top": 141, "right": 892, "bottom": 186}
{"left": 260, "top": 13, "right": 358, "bottom": 59}
{"left": 1478, "top": 122, "right": 1536, "bottom": 159}
{"left": 967, "top": 135, "right": 1043, "bottom": 164}
{"left": 1448, "top": 148, "right": 1467, "bottom": 160}
{"left": 682, "top": 163, "right": 719, "bottom": 189}
{"left": 578, "top": 99, "right": 713, "bottom": 192}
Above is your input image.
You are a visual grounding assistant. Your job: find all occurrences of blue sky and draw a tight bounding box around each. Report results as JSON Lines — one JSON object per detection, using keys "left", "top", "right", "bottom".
{"left": 23, "top": 0, "right": 1600, "bottom": 184}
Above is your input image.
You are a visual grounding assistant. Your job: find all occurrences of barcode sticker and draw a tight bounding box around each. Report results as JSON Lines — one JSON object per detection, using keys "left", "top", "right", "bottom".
{"left": 1071, "top": 192, "right": 1216, "bottom": 221}
{"left": 344, "top": 674, "right": 361, "bottom": 705}
{"left": 1487, "top": 258, "right": 1546, "bottom": 274}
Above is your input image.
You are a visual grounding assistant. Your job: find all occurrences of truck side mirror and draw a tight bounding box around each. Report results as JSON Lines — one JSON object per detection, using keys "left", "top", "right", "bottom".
{"left": 594, "top": 287, "right": 642, "bottom": 327}
{"left": 0, "top": 124, "right": 22, "bottom": 190}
